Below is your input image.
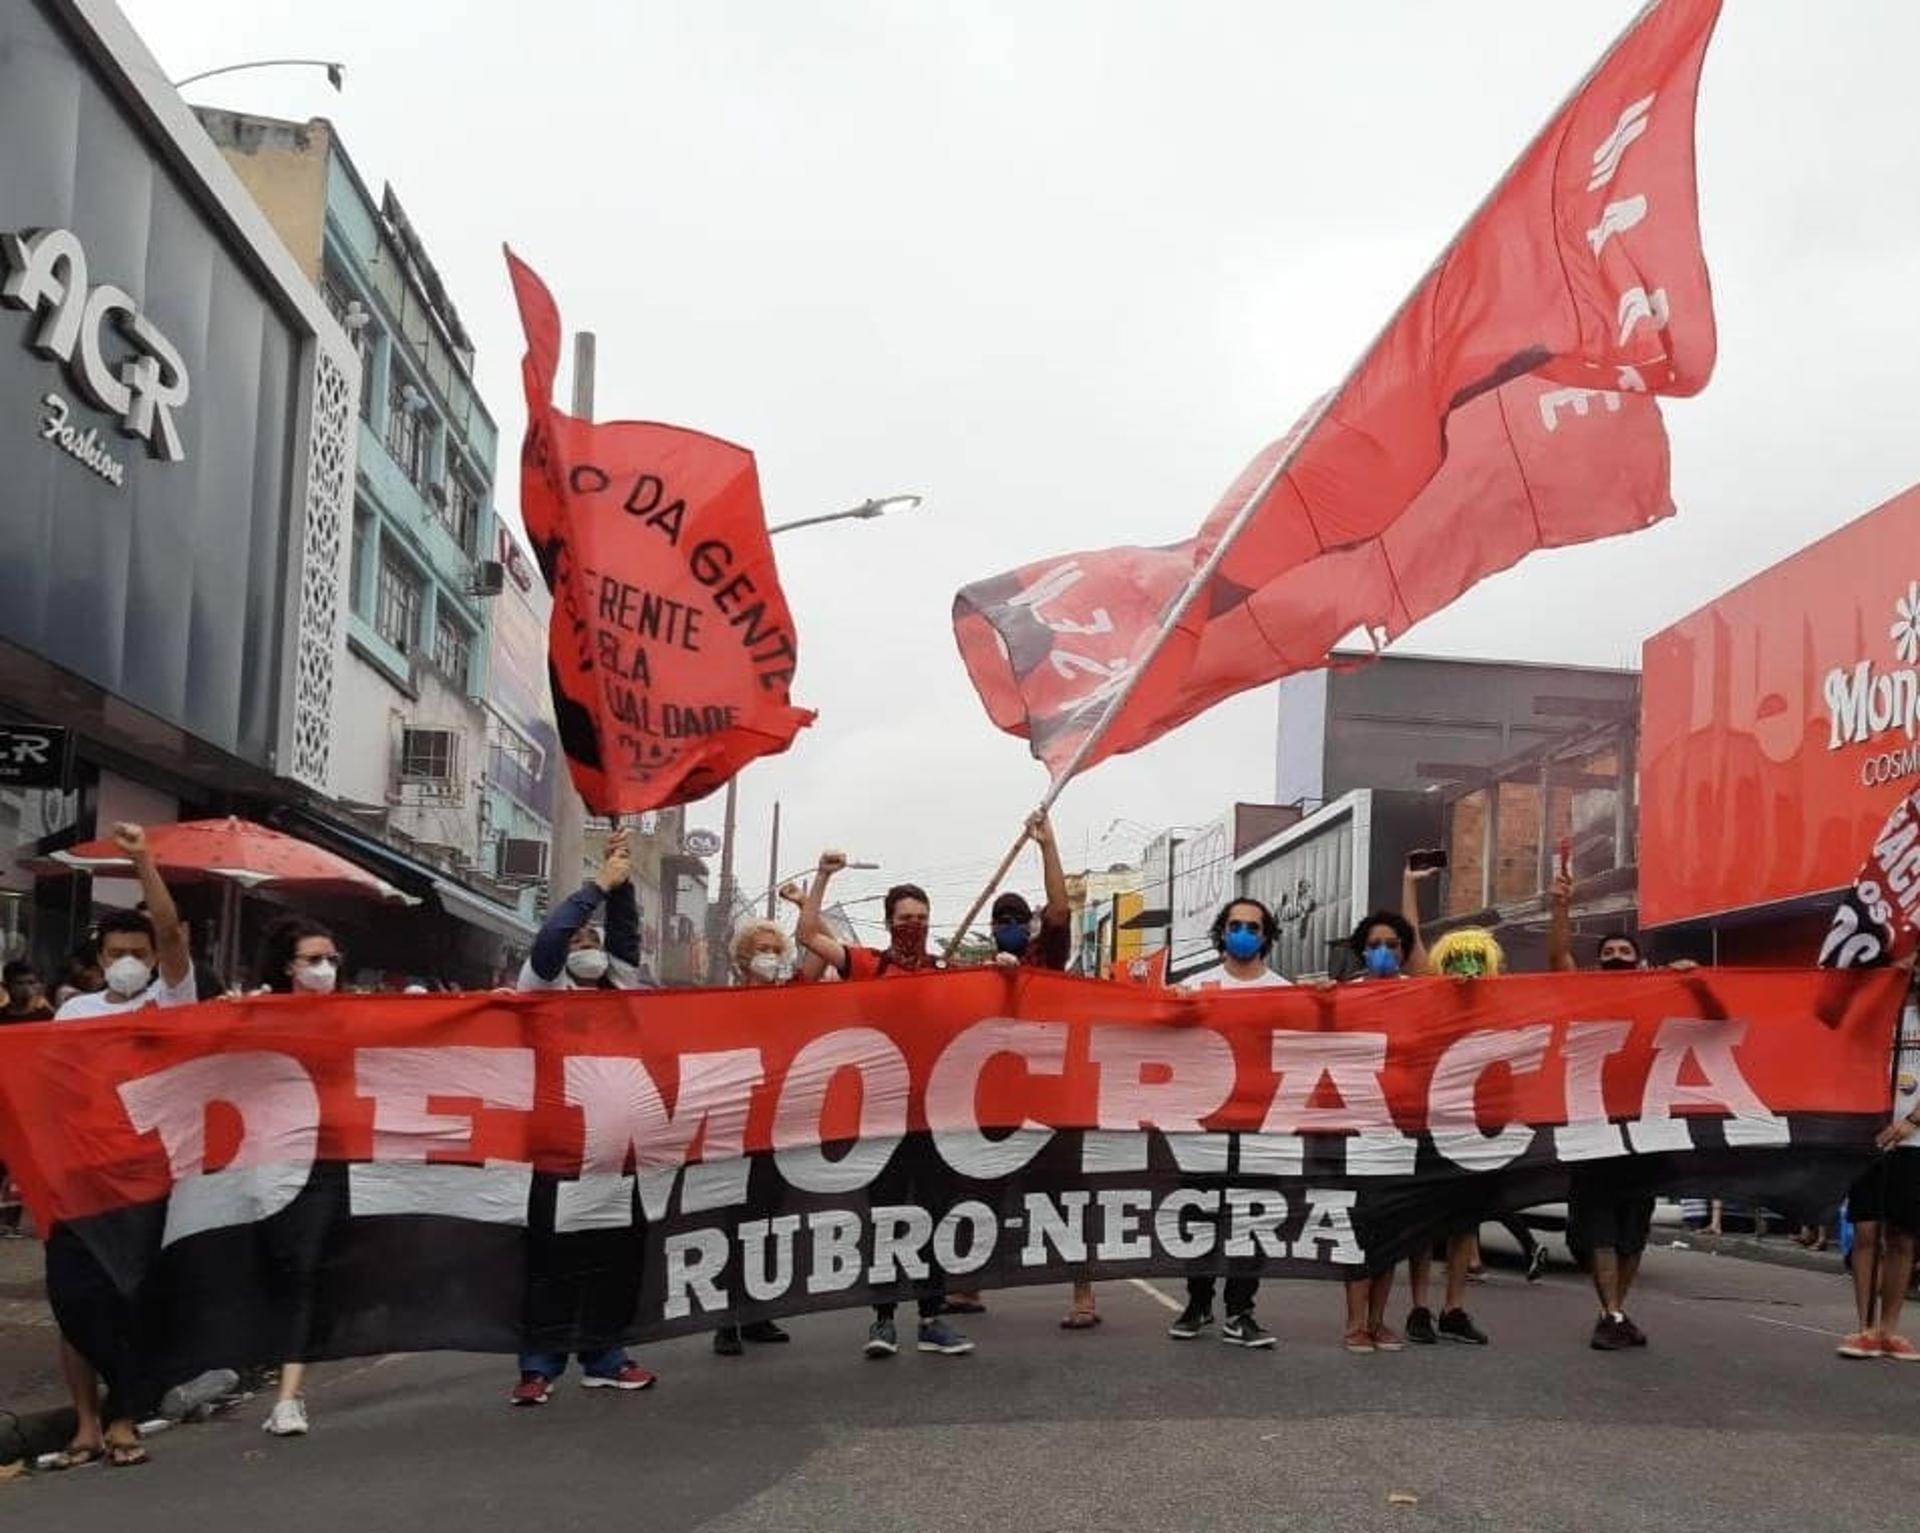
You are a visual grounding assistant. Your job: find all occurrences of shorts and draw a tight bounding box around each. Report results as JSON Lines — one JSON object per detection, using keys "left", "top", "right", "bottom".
{"left": 1568, "top": 1167, "right": 1656, "bottom": 1258}
{"left": 1848, "top": 1153, "right": 1920, "bottom": 1237}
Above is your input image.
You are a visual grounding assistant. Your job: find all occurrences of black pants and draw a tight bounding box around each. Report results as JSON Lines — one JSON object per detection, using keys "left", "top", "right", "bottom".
{"left": 45, "top": 1227, "right": 163, "bottom": 1423}
{"left": 1187, "top": 1275, "right": 1257, "bottom": 1315}
{"left": 874, "top": 1294, "right": 944, "bottom": 1322}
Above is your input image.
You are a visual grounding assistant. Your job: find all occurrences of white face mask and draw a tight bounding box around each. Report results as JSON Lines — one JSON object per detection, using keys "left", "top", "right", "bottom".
{"left": 293, "top": 962, "right": 338, "bottom": 995}
{"left": 104, "top": 955, "right": 153, "bottom": 998}
{"left": 566, "top": 948, "right": 610, "bottom": 983}
{"left": 747, "top": 952, "right": 783, "bottom": 982}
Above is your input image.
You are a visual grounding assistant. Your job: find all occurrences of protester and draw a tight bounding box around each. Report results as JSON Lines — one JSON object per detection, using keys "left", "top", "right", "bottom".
{"left": 0, "top": 959, "right": 54, "bottom": 1021}
{"left": 797, "top": 851, "right": 974, "bottom": 1359}
{"left": 713, "top": 916, "right": 801, "bottom": 1358}
{"left": 1166, "top": 896, "right": 1287, "bottom": 1351}
{"left": 52, "top": 945, "right": 103, "bottom": 1009}
{"left": 1837, "top": 982, "right": 1920, "bottom": 1361}
{"left": 509, "top": 831, "right": 657, "bottom": 1404}
{"left": 44, "top": 824, "right": 194, "bottom": 1469}
{"left": 252, "top": 916, "right": 346, "bottom": 1436}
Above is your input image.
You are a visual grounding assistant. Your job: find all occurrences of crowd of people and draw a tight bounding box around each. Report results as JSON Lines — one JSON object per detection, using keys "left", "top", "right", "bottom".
{"left": 10, "top": 817, "right": 1919, "bottom": 1473}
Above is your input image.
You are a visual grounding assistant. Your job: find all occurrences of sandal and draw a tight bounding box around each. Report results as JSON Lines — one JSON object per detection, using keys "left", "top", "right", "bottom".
{"left": 104, "top": 1438, "right": 148, "bottom": 1468}
{"left": 1060, "top": 1309, "right": 1102, "bottom": 1330}
{"left": 36, "top": 1443, "right": 103, "bottom": 1471}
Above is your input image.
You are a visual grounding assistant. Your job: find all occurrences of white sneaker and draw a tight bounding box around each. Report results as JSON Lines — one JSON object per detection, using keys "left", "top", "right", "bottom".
{"left": 263, "top": 1398, "right": 309, "bottom": 1436}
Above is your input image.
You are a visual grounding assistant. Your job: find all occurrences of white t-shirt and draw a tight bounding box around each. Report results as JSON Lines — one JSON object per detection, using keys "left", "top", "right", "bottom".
{"left": 1894, "top": 1003, "right": 1920, "bottom": 1150}
{"left": 55, "top": 968, "right": 199, "bottom": 1020}
{"left": 1186, "top": 966, "right": 1293, "bottom": 990}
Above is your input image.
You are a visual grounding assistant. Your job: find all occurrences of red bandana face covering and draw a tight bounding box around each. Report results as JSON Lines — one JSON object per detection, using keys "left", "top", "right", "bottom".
{"left": 888, "top": 920, "right": 930, "bottom": 966}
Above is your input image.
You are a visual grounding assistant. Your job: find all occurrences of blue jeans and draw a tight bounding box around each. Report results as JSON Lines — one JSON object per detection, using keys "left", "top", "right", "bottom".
{"left": 518, "top": 1347, "right": 628, "bottom": 1380}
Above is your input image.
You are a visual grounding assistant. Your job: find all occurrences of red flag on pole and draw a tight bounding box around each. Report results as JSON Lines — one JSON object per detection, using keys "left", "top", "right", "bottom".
{"left": 507, "top": 251, "right": 815, "bottom": 815}
{"left": 954, "top": 0, "right": 1719, "bottom": 782}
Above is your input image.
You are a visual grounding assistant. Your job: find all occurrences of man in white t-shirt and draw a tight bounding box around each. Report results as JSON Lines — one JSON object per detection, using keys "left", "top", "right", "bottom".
{"left": 45, "top": 823, "right": 194, "bottom": 1470}
{"left": 1167, "top": 898, "right": 1288, "bottom": 1353}
{"left": 1839, "top": 994, "right": 1920, "bottom": 1362}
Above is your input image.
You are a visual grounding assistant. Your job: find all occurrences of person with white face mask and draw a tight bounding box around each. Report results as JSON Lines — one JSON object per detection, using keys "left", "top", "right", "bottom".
{"left": 508, "top": 828, "right": 657, "bottom": 1406}
{"left": 46, "top": 824, "right": 193, "bottom": 1471}
{"left": 249, "top": 917, "right": 347, "bottom": 1437}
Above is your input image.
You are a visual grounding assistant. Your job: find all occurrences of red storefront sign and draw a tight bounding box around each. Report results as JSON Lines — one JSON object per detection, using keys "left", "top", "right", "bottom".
{"left": 1640, "top": 483, "right": 1920, "bottom": 927}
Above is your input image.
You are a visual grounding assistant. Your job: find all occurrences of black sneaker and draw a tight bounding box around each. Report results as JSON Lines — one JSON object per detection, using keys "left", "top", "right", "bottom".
{"left": 740, "top": 1320, "right": 791, "bottom": 1344}
{"left": 864, "top": 1318, "right": 898, "bottom": 1358}
{"left": 1405, "top": 1306, "right": 1438, "bottom": 1345}
{"left": 1221, "top": 1312, "right": 1276, "bottom": 1349}
{"left": 1167, "top": 1304, "right": 1214, "bottom": 1340}
{"left": 1619, "top": 1314, "right": 1648, "bottom": 1348}
{"left": 1438, "top": 1307, "right": 1489, "bottom": 1345}
{"left": 1590, "top": 1314, "right": 1632, "bottom": 1351}
{"left": 713, "top": 1326, "right": 745, "bottom": 1357}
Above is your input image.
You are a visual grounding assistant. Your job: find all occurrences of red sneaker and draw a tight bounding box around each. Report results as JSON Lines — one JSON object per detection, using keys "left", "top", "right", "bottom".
{"left": 1342, "top": 1327, "right": 1376, "bottom": 1354}
{"left": 1837, "top": 1330, "right": 1882, "bottom": 1359}
{"left": 581, "top": 1362, "right": 657, "bottom": 1391}
{"left": 1370, "top": 1324, "right": 1406, "bottom": 1352}
{"left": 1880, "top": 1334, "right": 1920, "bottom": 1362}
{"left": 509, "top": 1372, "right": 552, "bottom": 1406}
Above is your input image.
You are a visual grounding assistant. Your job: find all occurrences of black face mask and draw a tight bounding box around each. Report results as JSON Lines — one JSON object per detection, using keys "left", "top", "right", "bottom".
{"left": 1597, "top": 955, "right": 1638, "bottom": 971}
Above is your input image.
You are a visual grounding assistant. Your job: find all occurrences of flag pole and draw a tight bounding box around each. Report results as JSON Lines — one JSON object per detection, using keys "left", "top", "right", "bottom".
{"left": 943, "top": 0, "right": 1672, "bottom": 956}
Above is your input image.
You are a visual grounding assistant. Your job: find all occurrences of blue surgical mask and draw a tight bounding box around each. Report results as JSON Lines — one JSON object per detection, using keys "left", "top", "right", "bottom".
{"left": 1364, "top": 944, "right": 1401, "bottom": 978}
{"left": 1223, "top": 928, "right": 1264, "bottom": 962}
{"left": 993, "top": 923, "right": 1030, "bottom": 956}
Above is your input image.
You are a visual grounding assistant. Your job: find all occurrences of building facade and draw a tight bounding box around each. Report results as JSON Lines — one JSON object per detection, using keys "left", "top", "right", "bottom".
{"left": 0, "top": 0, "right": 355, "bottom": 978}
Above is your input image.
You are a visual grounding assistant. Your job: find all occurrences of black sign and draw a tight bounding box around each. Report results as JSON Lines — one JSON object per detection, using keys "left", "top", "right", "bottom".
{"left": 0, "top": 726, "right": 67, "bottom": 788}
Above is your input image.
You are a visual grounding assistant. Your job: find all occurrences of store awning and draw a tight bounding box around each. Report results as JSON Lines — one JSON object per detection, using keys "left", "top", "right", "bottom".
{"left": 431, "top": 876, "right": 538, "bottom": 945}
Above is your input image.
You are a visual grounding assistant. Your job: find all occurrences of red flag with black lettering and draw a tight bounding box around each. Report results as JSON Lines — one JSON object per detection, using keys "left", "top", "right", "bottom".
{"left": 955, "top": 0, "right": 1720, "bottom": 780}
{"left": 507, "top": 251, "right": 815, "bottom": 814}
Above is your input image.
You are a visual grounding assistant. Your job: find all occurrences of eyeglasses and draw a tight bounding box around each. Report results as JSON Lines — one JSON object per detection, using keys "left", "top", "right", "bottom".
{"left": 1225, "top": 920, "right": 1264, "bottom": 935}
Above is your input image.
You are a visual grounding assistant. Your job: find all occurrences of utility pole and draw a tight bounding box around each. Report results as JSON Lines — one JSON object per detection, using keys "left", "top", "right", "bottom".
{"left": 704, "top": 778, "right": 739, "bottom": 983}
{"left": 764, "top": 800, "right": 781, "bottom": 918}
{"left": 544, "top": 333, "right": 594, "bottom": 919}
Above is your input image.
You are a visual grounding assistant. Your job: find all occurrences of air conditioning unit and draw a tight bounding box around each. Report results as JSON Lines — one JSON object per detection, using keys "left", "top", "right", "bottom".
{"left": 498, "top": 837, "right": 548, "bottom": 882}
{"left": 469, "top": 559, "right": 505, "bottom": 597}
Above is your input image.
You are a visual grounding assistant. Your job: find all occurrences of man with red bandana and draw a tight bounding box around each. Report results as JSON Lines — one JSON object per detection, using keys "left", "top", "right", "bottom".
{"left": 798, "top": 853, "right": 972, "bottom": 1360}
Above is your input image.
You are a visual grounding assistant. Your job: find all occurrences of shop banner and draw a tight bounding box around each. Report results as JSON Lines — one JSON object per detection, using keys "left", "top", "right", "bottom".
{"left": 505, "top": 250, "right": 815, "bottom": 815}
{"left": 0, "top": 965, "right": 1896, "bottom": 1376}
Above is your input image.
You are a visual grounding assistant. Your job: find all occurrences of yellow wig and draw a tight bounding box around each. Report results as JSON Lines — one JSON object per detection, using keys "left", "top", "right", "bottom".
{"left": 1428, "top": 927, "right": 1505, "bottom": 978}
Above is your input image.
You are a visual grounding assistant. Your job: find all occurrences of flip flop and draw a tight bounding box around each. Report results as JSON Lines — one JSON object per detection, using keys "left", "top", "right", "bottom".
{"left": 1060, "top": 1310, "right": 1102, "bottom": 1330}
{"left": 37, "top": 1444, "right": 103, "bottom": 1471}
{"left": 104, "top": 1440, "right": 148, "bottom": 1469}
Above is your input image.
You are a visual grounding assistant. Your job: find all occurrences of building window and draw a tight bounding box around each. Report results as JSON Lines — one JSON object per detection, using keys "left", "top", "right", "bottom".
{"left": 399, "top": 727, "right": 460, "bottom": 794}
{"left": 431, "top": 610, "right": 472, "bottom": 687}
{"left": 385, "top": 371, "right": 433, "bottom": 490}
{"left": 322, "top": 268, "right": 374, "bottom": 422}
{"left": 442, "top": 470, "right": 482, "bottom": 554}
{"left": 487, "top": 727, "right": 543, "bottom": 808}
{"left": 374, "top": 544, "right": 422, "bottom": 652}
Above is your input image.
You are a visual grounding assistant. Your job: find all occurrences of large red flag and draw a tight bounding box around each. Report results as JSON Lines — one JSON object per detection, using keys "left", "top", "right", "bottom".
{"left": 955, "top": 0, "right": 1719, "bottom": 779}
{"left": 507, "top": 252, "right": 815, "bottom": 815}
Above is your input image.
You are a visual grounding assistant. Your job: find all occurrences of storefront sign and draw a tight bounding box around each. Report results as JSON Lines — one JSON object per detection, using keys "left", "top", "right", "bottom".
{"left": 0, "top": 725, "right": 67, "bottom": 789}
{"left": 2, "top": 227, "right": 190, "bottom": 466}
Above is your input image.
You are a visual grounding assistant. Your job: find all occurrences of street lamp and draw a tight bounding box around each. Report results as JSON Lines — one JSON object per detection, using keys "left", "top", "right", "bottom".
{"left": 766, "top": 493, "right": 923, "bottom": 538}
{"left": 173, "top": 59, "right": 346, "bottom": 91}
{"left": 702, "top": 493, "right": 923, "bottom": 982}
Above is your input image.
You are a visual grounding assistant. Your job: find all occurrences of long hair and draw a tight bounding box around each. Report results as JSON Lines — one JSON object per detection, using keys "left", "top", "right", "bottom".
{"left": 255, "top": 915, "right": 338, "bottom": 994}
{"left": 1348, "top": 910, "right": 1415, "bottom": 961}
{"left": 1209, "top": 897, "right": 1278, "bottom": 958}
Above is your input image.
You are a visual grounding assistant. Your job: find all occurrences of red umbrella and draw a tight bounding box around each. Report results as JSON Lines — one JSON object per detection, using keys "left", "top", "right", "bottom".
{"left": 51, "top": 817, "right": 418, "bottom": 906}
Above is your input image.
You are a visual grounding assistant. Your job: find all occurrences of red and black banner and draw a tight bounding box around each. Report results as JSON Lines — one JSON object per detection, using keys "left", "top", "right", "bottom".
{"left": 506, "top": 250, "right": 815, "bottom": 815}
{"left": 0, "top": 967, "right": 1898, "bottom": 1376}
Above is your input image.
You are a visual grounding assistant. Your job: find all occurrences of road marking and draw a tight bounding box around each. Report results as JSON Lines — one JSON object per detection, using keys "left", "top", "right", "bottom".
{"left": 1741, "top": 1314, "right": 1846, "bottom": 1339}
{"left": 1129, "top": 1277, "right": 1183, "bottom": 1313}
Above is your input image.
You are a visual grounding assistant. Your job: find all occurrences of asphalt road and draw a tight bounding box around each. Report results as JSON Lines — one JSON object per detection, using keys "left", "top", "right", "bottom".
{"left": 8, "top": 1241, "right": 1918, "bottom": 1533}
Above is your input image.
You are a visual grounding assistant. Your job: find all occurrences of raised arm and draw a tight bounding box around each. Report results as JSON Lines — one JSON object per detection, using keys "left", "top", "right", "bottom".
{"left": 780, "top": 881, "right": 826, "bottom": 980}
{"left": 528, "top": 831, "right": 630, "bottom": 982}
{"left": 798, "top": 849, "right": 850, "bottom": 975}
{"left": 1031, "top": 811, "right": 1069, "bottom": 924}
{"left": 116, "top": 824, "right": 189, "bottom": 989}
{"left": 1547, "top": 872, "right": 1578, "bottom": 972}
{"left": 1401, "top": 860, "right": 1435, "bottom": 976}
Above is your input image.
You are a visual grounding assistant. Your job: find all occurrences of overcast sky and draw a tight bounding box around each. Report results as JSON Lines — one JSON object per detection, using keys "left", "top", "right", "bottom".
{"left": 125, "top": 0, "right": 1920, "bottom": 939}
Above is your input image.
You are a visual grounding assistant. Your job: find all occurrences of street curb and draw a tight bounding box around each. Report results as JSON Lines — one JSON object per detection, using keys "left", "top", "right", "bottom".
{"left": 1653, "top": 1228, "right": 1845, "bottom": 1278}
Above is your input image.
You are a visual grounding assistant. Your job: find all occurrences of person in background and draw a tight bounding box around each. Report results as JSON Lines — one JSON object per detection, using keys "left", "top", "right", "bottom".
{"left": 53, "top": 945, "right": 102, "bottom": 1009}
{"left": 1837, "top": 983, "right": 1920, "bottom": 1362}
{"left": 1166, "top": 897, "right": 1287, "bottom": 1352}
{"left": 797, "top": 851, "right": 974, "bottom": 1360}
{"left": 252, "top": 916, "right": 346, "bottom": 1436}
{"left": 509, "top": 830, "right": 658, "bottom": 1405}
{"left": 0, "top": 960, "right": 53, "bottom": 1022}
{"left": 45, "top": 824, "right": 194, "bottom": 1470}
{"left": 713, "top": 916, "right": 803, "bottom": 1358}
{"left": 952, "top": 811, "right": 1076, "bottom": 1322}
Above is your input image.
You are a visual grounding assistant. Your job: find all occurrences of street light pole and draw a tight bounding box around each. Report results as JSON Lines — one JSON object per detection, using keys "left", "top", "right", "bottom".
{"left": 173, "top": 58, "right": 346, "bottom": 91}
{"left": 544, "top": 334, "right": 595, "bottom": 922}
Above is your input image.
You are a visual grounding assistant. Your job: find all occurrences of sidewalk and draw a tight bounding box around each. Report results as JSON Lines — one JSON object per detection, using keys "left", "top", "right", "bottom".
{"left": 0, "top": 1233, "right": 76, "bottom": 1464}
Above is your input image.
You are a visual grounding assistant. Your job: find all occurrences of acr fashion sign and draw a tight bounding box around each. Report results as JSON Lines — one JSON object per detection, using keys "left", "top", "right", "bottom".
{"left": 2, "top": 226, "right": 191, "bottom": 474}
{"left": 1641, "top": 483, "right": 1920, "bottom": 927}
{"left": 0, "top": 966, "right": 1897, "bottom": 1378}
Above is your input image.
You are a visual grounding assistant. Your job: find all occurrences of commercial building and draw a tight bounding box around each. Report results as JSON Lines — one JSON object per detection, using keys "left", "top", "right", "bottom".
{"left": 0, "top": 0, "right": 356, "bottom": 977}
{"left": 1640, "top": 481, "right": 1920, "bottom": 961}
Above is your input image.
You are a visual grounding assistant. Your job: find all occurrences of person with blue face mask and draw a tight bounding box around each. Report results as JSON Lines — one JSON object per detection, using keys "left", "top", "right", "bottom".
{"left": 1167, "top": 897, "right": 1289, "bottom": 1354}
